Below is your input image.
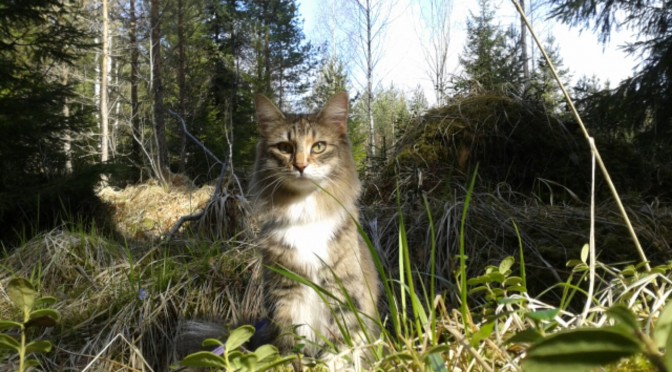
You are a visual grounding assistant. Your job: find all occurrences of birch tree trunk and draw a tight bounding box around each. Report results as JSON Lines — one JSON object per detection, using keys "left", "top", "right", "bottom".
{"left": 62, "top": 66, "right": 72, "bottom": 173}
{"left": 351, "top": 0, "right": 393, "bottom": 162}
{"left": 520, "top": 0, "right": 529, "bottom": 81}
{"left": 362, "top": 0, "right": 375, "bottom": 158}
{"left": 421, "top": 0, "right": 452, "bottom": 105}
{"left": 129, "top": 0, "right": 142, "bottom": 167}
{"left": 100, "top": 0, "right": 109, "bottom": 163}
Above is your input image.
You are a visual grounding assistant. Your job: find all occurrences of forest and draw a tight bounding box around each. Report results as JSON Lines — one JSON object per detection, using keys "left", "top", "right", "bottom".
{"left": 1, "top": 0, "right": 671, "bottom": 370}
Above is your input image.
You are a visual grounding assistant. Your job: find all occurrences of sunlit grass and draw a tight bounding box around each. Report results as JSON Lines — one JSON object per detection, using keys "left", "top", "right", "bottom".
{"left": 1, "top": 172, "right": 671, "bottom": 371}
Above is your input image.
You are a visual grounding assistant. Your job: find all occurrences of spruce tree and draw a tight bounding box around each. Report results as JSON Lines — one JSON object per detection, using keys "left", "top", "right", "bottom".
{"left": 453, "top": 0, "right": 523, "bottom": 95}
{"left": 549, "top": 0, "right": 672, "bottom": 165}
{"left": 0, "top": 0, "right": 93, "bottom": 192}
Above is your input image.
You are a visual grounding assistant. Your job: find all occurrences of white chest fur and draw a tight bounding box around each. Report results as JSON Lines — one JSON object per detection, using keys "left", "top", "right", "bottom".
{"left": 272, "top": 194, "right": 344, "bottom": 271}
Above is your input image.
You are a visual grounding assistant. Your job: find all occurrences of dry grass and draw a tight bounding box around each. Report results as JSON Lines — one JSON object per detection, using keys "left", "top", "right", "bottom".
{"left": 1, "top": 179, "right": 262, "bottom": 371}
{"left": 1, "top": 168, "right": 671, "bottom": 371}
{"left": 97, "top": 178, "right": 214, "bottom": 241}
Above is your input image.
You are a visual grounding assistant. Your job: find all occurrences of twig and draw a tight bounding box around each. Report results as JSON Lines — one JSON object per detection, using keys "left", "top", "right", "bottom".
{"left": 167, "top": 211, "right": 205, "bottom": 237}
{"left": 165, "top": 110, "right": 250, "bottom": 239}
{"left": 168, "top": 109, "right": 224, "bottom": 165}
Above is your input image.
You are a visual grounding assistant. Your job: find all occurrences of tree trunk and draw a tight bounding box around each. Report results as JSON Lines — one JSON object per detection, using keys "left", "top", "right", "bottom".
{"left": 520, "top": 0, "right": 529, "bottom": 82}
{"left": 363, "top": 0, "right": 376, "bottom": 159}
{"left": 177, "top": 0, "right": 187, "bottom": 173}
{"left": 129, "top": 0, "right": 141, "bottom": 167}
{"left": 151, "top": 0, "right": 168, "bottom": 179}
{"left": 100, "top": 0, "right": 109, "bottom": 163}
{"left": 62, "top": 66, "right": 72, "bottom": 173}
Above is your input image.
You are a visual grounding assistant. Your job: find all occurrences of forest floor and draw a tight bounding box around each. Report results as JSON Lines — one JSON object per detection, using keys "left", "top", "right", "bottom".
{"left": 1, "top": 177, "right": 670, "bottom": 371}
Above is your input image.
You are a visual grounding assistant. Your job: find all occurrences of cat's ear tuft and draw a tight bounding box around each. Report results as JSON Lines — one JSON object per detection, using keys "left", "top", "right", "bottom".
{"left": 255, "top": 94, "right": 284, "bottom": 135}
{"left": 319, "top": 92, "right": 349, "bottom": 134}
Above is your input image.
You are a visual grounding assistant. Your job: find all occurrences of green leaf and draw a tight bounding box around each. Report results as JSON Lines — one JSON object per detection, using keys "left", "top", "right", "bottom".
{"left": 503, "top": 276, "right": 523, "bottom": 287}
{"left": 572, "top": 263, "right": 589, "bottom": 273}
{"left": 380, "top": 351, "right": 415, "bottom": 364}
{"left": 523, "top": 327, "right": 642, "bottom": 372}
{"left": 225, "top": 325, "right": 255, "bottom": 352}
{"left": 254, "top": 344, "right": 279, "bottom": 362}
{"left": 650, "top": 267, "right": 667, "bottom": 275}
{"left": 621, "top": 265, "right": 636, "bottom": 277}
{"left": 506, "top": 285, "right": 527, "bottom": 293}
{"left": 0, "top": 320, "right": 22, "bottom": 331}
{"left": 227, "top": 350, "right": 244, "bottom": 361}
{"left": 0, "top": 333, "right": 20, "bottom": 351}
{"left": 507, "top": 328, "right": 543, "bottom": 344}
{"left": 238, "top": 354, "right": 258, "bottom": 370}
{"left": 652, "top": 264, "right": 671, "bottom": 274}
{"left": 467, "top": 276, "right": 487, "bottom": 286}
{"left": 256, "top": 355, "right": 297, "bottom": 371}
{"left": 34, "top": 296, "right": 57, "bottom": 308}
{"left": 467, "top": 286, "right": 489, "bottom": 295}
{"left": 486, "top": 272, "right": 505, "bottom": 283}
{"left": 202, "top": 338, "right": 224, "bottom": 348}
{"left": 25, "top": 340, "right": 52, "bottom": 354}
{"left": 654, "top": 300, "right": 672, "bottom": 349}
{"left": 580, "top": 243, "right": 589, "bottom": 264}
{"left": 665, "top": 322, "right": 672, "bottom": 372}
{"left": 526, "top": 309, "right": 560, "bottom": 322}
{"left": 498, "top": 297, "right": 527, "bottom": 306}
{"left": 181, "top": 351, "right": 227, "bottom": 369}
{"left": 606, "top": 305, "right": 639, "bottom": 333}
{"left": 485, "top": 288, "right": 505, "bottom": 302}
{"left": 27, "top": 308, "right": 61, "bottom": 327}
{"left": 425, "top": 351, "right": 448, "bottom": 372}
{"left": 470, "top": 321, "right": 494, "bottom": 347}
{"left": 499, "top": 256, "right": 514, "bottom": 274}
{"left": 566, "top": 259, "right": 584, "bottom": 268}
{"left": 8, "top": 278, "right": 36, "bottom": 313}
{"left": 24, "top": 358, "right": 41, "bottom": 369}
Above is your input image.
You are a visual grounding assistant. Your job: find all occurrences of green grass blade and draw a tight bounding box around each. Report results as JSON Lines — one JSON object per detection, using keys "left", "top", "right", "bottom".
{"left": 459, "top": 164, "right": 479, "bottom": 332}
{"left": 511, "top": 219, "right": 526, "bottom": 290}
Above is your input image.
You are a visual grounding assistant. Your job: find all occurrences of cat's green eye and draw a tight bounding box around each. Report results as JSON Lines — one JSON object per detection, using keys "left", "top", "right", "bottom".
{"left": 311, "top": 141, "right": 327, "bottom": 154}
{"left": 276, "top": 142, "right": 293, "bottom": 154}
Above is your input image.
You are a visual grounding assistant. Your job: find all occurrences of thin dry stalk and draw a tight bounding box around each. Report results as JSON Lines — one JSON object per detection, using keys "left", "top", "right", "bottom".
{"left": 510, "top": 0, "right": 650, "bottom": 271}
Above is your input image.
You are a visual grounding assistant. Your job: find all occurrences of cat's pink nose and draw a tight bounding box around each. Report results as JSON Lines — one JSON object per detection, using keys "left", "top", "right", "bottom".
{"left": 294, "top": 163, "right": 306, "bottom": 173}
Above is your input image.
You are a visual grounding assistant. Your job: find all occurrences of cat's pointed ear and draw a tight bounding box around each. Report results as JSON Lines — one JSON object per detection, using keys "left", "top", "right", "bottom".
{"left": 319, "top": 92, "right": 349, "bottom": 134}
{"left": 255, "top": 94, "right": 284, "bottom": 135}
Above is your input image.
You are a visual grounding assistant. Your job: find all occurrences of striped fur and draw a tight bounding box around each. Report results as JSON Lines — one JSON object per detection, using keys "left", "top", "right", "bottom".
{"left": 250, "top": 92, "right": 380, "bottom": 360}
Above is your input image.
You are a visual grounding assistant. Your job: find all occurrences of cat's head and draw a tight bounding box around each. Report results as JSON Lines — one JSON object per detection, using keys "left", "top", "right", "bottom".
{"left": 253, "top": 92, "right": 354, "bottom": 194}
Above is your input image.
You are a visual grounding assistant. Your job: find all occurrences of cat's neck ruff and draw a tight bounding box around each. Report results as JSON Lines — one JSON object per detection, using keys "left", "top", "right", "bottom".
{"left": 272, "top": 190, "right": 352, "bottom": 271}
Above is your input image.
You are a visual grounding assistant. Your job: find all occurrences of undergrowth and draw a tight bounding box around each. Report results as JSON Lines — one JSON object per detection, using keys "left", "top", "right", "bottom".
{"left": 0, "top": 174, "right": 670, "bottom": 371}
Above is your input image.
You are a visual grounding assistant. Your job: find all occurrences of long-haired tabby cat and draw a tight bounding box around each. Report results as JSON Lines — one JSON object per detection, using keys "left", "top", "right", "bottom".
{"left": 251, "top": 92, "right": 380, "bottom": 362}
{"left": 175, "top": 93, "right": 379, "bottom": 369}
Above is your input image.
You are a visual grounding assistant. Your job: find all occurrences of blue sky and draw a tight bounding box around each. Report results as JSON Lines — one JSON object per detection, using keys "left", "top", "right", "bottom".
{"left": 297, "top": 0, "right": 639, "bottom": 105}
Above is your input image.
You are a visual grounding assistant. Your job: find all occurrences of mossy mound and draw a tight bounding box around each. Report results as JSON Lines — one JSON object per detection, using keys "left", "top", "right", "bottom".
{"left": 365, "top": 93, "right": 586, "bottom": 204}
{"left": 362, "top": 93, "right": 672, "bottom": 304}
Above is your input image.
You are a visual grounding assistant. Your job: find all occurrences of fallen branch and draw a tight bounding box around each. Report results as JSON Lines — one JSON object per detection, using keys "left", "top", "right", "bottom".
{"left": 166, "top": 110, "right": 251, "bottom": 240}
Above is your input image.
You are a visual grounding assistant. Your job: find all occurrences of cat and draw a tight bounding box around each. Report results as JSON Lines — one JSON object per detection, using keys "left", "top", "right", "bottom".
{"left": 174, "top": 93, "right": 379, "bottom": 370}
{"left": 250, "top": 92, "right": 380, "bottom": 362}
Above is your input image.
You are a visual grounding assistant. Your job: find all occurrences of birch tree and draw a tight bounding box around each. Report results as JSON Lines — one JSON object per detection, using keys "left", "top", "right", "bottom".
{"left": 100, "top": 0, "right": 110, "bottom": 163}
{"left": 419, "top": 0, "right": 452, "bottom": 105}
{"left": 349, "top": 0, "right": 393, "bottom": 161}
{"left": 129, "top": 0, "right": 142, "bottom": 166}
